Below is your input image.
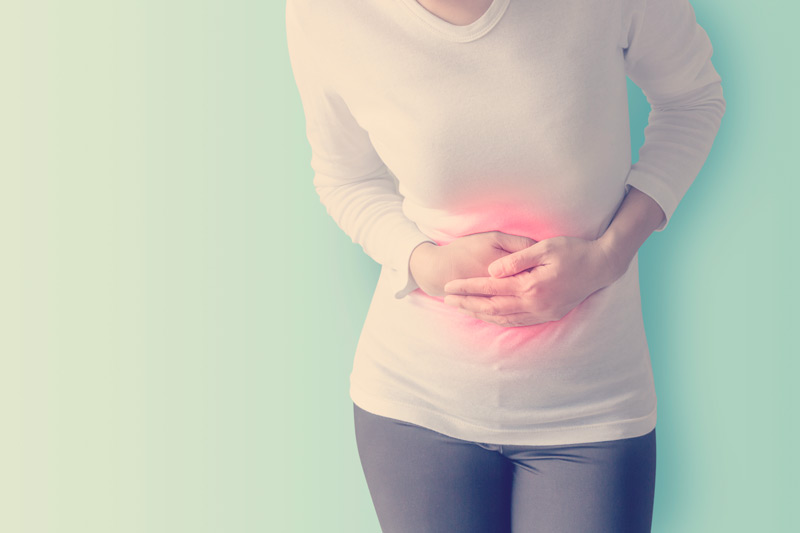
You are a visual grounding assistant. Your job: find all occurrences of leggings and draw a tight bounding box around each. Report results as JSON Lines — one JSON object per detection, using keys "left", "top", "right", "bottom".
{"left": 353, "top": 403, "right": 656, "bottom": 533}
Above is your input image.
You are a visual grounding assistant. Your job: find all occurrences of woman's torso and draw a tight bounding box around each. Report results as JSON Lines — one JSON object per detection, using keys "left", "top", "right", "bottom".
{"left": 294, "top": 0, "right": 658, "bottom": 445}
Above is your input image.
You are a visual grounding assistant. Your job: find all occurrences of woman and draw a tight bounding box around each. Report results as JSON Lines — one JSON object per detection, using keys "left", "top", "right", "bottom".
{"left": 286, "top": 0, "right": 724, "bottom": 531}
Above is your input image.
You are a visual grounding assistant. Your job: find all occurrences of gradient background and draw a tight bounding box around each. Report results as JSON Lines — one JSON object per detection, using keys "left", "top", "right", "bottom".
{"left": 3, "top": 1, "right": 797, "bottom": 531}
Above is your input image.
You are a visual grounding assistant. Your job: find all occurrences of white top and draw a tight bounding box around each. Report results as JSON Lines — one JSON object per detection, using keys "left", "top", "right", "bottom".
{"left": 286, "top": 0, "right": 725, "bottom": 445}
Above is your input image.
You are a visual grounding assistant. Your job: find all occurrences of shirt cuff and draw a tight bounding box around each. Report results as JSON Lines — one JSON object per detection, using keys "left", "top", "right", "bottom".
{"left": 391, "top": 236, "right": 437, "bottom": 299}
{"left": 624, "top": 167, "right": 677, "bottom": 232}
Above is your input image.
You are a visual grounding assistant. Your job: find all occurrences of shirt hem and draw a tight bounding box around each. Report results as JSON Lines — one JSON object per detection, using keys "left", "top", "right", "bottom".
{"left": 351, "top": 386, "right": 657, "bottom": 446}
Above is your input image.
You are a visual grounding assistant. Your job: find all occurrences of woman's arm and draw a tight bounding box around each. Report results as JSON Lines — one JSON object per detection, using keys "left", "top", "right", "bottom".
{"left": 439, "top": 187, "right": 667, "bottom": 327}
{"left": 442, "top": 0, "right": 726, "bottom": 326}
{"left": 288, "top": 4, "right": 543, "bottom": 301}
{"left": 287, "top": 2, "right": 436, "bottom": 299}
{"left": 596, "top": 186, "right": 666, "bottom": 281}
{"left": 620, "top": 0, "right": 726, "bottom": 231}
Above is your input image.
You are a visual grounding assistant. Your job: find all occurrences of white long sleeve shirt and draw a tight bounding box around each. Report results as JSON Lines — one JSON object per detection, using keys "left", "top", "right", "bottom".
{"left": 286, "top": 0, "right": 725, "bottom": 445}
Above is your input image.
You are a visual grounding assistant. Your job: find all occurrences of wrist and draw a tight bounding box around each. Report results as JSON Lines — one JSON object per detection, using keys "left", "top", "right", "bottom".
{"left": 409, "top": 241, "right": 438, "bottom": 278}
{"left": 594, "top": 233, "right": 635, "bottom": 284}
{"left": 595, "top": 187, "right": 665, "bottom": 282}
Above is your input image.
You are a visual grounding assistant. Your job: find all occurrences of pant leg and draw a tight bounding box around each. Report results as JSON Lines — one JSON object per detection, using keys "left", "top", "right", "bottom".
{"left": 506, "top": 429, "right": 656, "bottom": 533}
{"left": 353, "top": 403, "right": 514, "bottom": 533}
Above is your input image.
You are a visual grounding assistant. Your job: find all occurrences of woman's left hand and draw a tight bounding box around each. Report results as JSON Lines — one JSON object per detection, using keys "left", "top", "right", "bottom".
{"left": 442, "top": 236, "right": 625, "bottom": 327}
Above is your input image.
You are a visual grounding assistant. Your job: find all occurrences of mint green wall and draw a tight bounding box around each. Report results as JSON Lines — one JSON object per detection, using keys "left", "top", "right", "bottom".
{"left": 3, "top": 1, "right": 796, "bottom": 531}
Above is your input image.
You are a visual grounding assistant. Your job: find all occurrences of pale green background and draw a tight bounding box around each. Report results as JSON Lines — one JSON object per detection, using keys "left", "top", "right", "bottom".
{"left": 3, "top": 1, "right": 797, "bottom": 531}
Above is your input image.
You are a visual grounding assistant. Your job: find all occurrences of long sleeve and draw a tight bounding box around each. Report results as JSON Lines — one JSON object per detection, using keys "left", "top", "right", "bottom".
{"left": 621, "top": 0, "right": 726, "bottom": 231}
{"left": 285, "top": 2, "right": 436, "bottom": 299}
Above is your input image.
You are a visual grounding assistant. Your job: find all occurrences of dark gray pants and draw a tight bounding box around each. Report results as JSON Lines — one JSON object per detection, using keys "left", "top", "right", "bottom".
{"left": 354, "top": 403, "right": 656, "bottom": 533}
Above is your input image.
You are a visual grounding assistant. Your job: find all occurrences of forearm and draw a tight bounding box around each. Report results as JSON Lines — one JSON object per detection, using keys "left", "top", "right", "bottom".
{"left": 596, "top": 186, "right": 666, "bottom": 278}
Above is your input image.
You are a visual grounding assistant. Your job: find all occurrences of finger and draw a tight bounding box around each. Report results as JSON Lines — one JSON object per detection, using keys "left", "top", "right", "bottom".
{"left": 492, "top": 232, "right": 537, "bottom": 253}
{"left": 444, "top": 294, "right": 527, "bottom": 316}
{"left": 443, "top": 276, "right": 518, "bottom": 296}
{"left": 471, "top": 311, "right": 537, "bottom": 328}
{"left": 455, "top": 307, "right": 477, "bottom": 319}
{"left": 489, "top": 245, "right": 546, "bottom": 278}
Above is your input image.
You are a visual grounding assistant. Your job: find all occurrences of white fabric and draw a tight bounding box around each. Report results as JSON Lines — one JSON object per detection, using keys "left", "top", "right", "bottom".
{"left": 286, "top": 0, "right": 725, "bottom": 445}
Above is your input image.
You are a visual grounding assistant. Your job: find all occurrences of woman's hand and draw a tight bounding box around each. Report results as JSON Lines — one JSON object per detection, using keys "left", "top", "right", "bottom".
{"left": 441, "top": 236, "right": 625, "bottom": 327}
{"left": 409, "top": 231, "right": 537, "bottom": 298}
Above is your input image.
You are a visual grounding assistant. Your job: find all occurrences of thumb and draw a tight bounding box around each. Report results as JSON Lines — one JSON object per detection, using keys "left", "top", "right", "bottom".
{"left": 492, "top": 232, "right": 536, "bottom": 253}
{"left": 489, "top": 241, "right": 544, "bottom": 278}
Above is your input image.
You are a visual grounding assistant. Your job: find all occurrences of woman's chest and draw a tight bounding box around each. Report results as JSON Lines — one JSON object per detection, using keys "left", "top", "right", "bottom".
{"left": 323, "top": 0, "right": 629, "bottom": 230}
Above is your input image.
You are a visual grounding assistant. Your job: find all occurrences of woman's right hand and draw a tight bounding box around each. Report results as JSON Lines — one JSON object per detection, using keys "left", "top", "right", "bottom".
{"left": 409, "top": 231, "right": 537, "bottom": 298}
